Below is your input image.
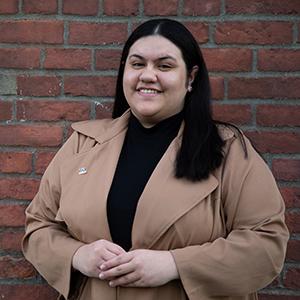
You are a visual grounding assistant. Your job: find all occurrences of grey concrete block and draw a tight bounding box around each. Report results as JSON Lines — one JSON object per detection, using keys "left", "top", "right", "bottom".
{"left": 0, "top": 75, "right": 17, "bottom": 95}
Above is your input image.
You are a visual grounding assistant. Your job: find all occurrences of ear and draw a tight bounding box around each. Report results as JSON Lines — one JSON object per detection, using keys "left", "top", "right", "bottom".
{"left": 188, "top": 65, "right": 199, "bottom": 85}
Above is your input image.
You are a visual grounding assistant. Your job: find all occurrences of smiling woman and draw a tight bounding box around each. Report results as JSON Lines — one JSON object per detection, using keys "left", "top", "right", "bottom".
{"left": 123, "top": 35, "right": 198, "bottom": 128}
{"left": 22, "top": 19, "right": 289, "bottom": 300}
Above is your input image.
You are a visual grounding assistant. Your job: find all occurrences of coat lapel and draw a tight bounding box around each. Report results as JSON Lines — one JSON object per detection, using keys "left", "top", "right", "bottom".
{"left": 131, "top": 136, "right": 218, "bottom": 250}
{"left": 60, "top": 113, "right": 130, "bottom": 243}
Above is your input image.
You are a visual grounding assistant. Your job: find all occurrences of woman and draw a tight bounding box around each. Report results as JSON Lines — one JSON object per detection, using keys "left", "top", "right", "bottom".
{"left": 22, "top": 19, "right": 289, "bottom": 300}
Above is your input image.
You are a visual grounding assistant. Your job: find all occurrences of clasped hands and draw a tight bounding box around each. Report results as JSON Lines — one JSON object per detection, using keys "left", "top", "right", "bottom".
{"left": 72, "top": 239, "right": 179, "bottom": 288}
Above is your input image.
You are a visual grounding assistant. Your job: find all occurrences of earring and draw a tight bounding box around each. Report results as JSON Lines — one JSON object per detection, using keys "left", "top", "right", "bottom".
{"left": 187, "top": 80, "right": 193, "bottom": 92}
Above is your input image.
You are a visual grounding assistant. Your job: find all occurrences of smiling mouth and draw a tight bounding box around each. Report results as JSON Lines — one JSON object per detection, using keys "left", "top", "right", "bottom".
{"left": 137, "top": 88, "right": 162, "bottom": 94}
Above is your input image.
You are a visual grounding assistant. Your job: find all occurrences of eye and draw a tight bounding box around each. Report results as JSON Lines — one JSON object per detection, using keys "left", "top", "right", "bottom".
{"left": 158, "top": 64, "right": 172, "bottom": 71}
{"left": 131, "top": 62, "right": 145, "bottom": 68}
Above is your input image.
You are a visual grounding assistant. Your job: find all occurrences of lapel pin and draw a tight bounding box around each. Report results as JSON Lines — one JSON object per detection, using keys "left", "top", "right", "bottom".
{"left": 78, "top": 167, "right": 87, "bottom": 175}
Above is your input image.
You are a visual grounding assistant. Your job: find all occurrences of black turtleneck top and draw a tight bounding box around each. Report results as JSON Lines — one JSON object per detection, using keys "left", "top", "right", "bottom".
{"left": 106, "top": 112, "right": 183, "bottom": 251}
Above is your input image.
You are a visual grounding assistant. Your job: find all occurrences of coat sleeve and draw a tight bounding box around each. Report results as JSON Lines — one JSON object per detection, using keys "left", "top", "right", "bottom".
{"left": 170, "top": 135, "right": 289, "bottom": 299}
{"left": 22, "top": 132, "right": 87, "bottom": 299}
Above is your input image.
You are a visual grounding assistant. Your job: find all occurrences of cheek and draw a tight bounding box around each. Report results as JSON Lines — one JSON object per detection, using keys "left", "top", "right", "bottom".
{"left": 123, "top": 68, "right": 138, "bottom": 88}
{"left": 162, "top": 72, "right": 187, "bottom": 91}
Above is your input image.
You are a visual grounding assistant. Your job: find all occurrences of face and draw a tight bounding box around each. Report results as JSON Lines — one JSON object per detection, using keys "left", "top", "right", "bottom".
{"left": 123, "top": 35, "right": 197, "bottom": 127}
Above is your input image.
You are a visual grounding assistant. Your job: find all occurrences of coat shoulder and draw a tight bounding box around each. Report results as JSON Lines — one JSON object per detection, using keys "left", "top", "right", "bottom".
{"left": 217, "top": 123, "right": 237, "bottom": 141}
{"left": 217, "top": 123, "right": 251, "bottom": 160}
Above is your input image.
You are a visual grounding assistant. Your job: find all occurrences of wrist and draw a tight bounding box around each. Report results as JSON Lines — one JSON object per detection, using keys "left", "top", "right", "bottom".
{"left": 167, "top": 251, "right": 179, "bottom": 280}
{"left": 72, "top": 244, "right": 84, "bottom": 271}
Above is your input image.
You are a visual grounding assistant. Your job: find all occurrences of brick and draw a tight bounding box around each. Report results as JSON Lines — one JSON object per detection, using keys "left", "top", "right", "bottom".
{"left": 17, "top": 76, "right": 61, "bottom": 96}
{"left": 212, "top": 104, "right": 251, "bottom": 125}
{"left": 210, "top": 76, "right": 224, "bottom": 100}
{"left": 258, "top": 49, "right": 300, "bottom": 71}
{"left": 64, "top": 76, "right": 116, "bottom": 97}
{"left": 0, "top": 20, "right": 63, "bottom": 44}
{"left": 0, "top": 101, "right": 12, "bottom": 120}
{"left": 280, "top": 187, "right": 300, "bottom": 208}
{"left": 144, "top": 0, "right": 178, "bottom": 15}
{"left": 183, "top": 22, "right": 209, "bottom": 44}
{"left": 0, "top": 256, "right": 35, "bottom": 279}
{"left": 202, "top": 48, "right": 252, "bottom": 72}
{"left": 245, "top": 131, "right": 300, "bottom": 154}
{"left": 69, "top": 22, "right": 127, "bottom": 45}
{"left": 95, "top": 101, "right": 113, "bottom": 119}
{"left": 0, "top": 231, "right": 24, "bottom": 251}
{"left": 0, "top": 178, "right": 39, "bottom": 200}
{"left": 44, "top": 48, "right": 91, "bottom": 70}
{"left": 35, "top": 151, "right": 56, "bottom": 174}
{"left": 0, "top": 0, "right": 18, "bottom": 14}
{"left": 215, "top": 22, "right": 293, "bottom": 45}
{"left": 1, "top": 232, "right": 24, "bottom": 256}
{"left": 95, "top": 49, "right": 122, "bottom": 70}
{"left": 104, "top": 0, "right": 138, "bottom": 16}
{"left": 228, "top": 77, "right": 300, "bottom": 99}
{"left": 285, "top": 211, "right": 300, "bottom": 234}
{"left": 226, "top": 0, "right": 300, "bottom": 14}
{"left": 16, "top": 100, "right": 90, "bottom": 121}
{"left": 183, "top": 0, "right": 220, "bottom": 16}
{"left": 63, "top": 0, "right": 98, "bottom": 16}
{"left": 0, "top": 205, "right": 26, "bottom": 227}
{"left": 284, "top": 267, "right": 300, "bottom": 289}
{"left": 286, "top": 239, "right": 300, "bottom": 261}
{"left": 272, "top": 159, "right": 300, "bottom": 181}
{"left": 0, "top": 125, "right": 63, "bottom": 147}
{"left": 0, "top": 152, "right": 32, "bottom": 174}
{"left": 0, "top": 48, "right": 40, "bottom": 69}
{"left": 257, "top": 105, "right": 300, "bottom": 127}
{"left": 23, "top": 0, "right": 58, "bottom": 14}
{"left": 0, "top": 75, "right": 17, "bottom": 95}
{"left": 0, "top": 285, "right": 58, "bottom": 300}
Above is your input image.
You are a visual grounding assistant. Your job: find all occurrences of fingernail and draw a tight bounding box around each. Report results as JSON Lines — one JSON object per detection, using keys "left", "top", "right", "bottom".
{"left": 100, "top": 264, "right": 104, "bottom": 270}
{"left": 99, "top": 273, "right": 104, "bottom": 279}
{"left": 109, "top": 281, "right": 114, "bottom": 287}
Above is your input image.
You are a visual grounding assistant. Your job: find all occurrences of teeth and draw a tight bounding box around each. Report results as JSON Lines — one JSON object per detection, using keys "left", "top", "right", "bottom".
{"left": 139, "top": 89, "right": 159, "bottom": 94}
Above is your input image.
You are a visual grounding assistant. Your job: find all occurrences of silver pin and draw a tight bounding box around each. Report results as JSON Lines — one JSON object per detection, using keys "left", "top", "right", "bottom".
{"left": 78, "top": 167, "right": 87, "bottom": 175}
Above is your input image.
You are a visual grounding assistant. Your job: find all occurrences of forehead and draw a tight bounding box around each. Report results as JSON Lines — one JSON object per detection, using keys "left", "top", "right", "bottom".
{"left": 128, "top": 35, "right": 183, "bottom": 60}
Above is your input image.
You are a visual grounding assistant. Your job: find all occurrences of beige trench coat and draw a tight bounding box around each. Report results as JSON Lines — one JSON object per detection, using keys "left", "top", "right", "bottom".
{"left": 22, "top": 110, "right": 289, "bottom": 300}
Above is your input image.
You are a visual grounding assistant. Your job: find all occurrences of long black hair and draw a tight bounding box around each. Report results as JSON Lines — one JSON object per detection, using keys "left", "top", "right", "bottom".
{"left": 113, "top": 19, "right": 226, "bottom": 181}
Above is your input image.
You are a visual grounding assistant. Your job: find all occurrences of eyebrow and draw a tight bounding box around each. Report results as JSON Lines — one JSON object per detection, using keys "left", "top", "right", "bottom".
{"left": 128, "top": 54, "right": 177, "bottom": 62}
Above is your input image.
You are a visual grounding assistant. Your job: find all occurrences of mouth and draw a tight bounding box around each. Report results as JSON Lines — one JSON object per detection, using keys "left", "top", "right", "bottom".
{"left": 137, "top": 88, "right": 162, "bottom": 94}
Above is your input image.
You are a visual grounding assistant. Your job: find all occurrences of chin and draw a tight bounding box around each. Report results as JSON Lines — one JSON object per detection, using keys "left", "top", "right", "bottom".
{"left": 132, "top": 108, "right": 159, "bottom": 121}
{"left": 135, "top": 111, "right": 157, "bottom": 120}
{"left": 132, "top": 104, "right": 160, "bottom": 117}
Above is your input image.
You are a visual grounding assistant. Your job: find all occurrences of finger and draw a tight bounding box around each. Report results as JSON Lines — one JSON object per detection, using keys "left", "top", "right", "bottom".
{"left": 95, "top": 250, "right": 118, "bottom": 271}
{"left": 99, "top": 261, "right": 135, "bottom": 280}
{"left": 108, "top": 272, "right": 141, "bottom": 287}
{"left": 100, "top": 252, "right": 132, "bottom": 271}
{"left": 101, "top": 249, "right": 119, "bottom": 262}
{"left": 105, "top": 242, "right": 126, "bottom": 255}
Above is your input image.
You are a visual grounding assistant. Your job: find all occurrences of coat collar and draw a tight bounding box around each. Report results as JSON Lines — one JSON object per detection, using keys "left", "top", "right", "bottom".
{"left": 70, "top": 110, "right": 234, "bottom": 249}
{"left": 71, "top": 110, "right": 131, "bottom": 145}
{"left": 71, "top": 109, "right": 235, "bottom": 145}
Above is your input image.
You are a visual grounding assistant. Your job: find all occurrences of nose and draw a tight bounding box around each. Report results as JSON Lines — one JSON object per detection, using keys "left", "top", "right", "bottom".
{"left": 139, "top": 66, "right": 157, "bottom": 83}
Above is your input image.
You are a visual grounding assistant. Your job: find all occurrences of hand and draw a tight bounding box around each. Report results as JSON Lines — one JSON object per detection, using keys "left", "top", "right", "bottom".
{"left": 99, "top": 249, "right": 179, "bottom": 287}
{"left": 72, "top": 239, "right": 125, "bottom": 278}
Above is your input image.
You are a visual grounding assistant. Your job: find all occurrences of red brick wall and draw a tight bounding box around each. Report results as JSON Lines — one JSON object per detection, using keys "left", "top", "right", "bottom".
{"left": 0, "top": 0, "right": 299, "bottom": 299}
